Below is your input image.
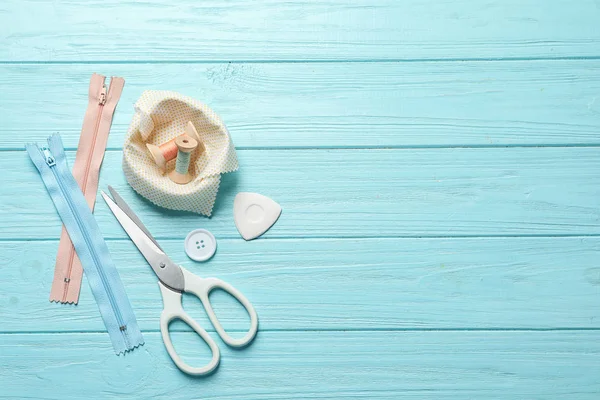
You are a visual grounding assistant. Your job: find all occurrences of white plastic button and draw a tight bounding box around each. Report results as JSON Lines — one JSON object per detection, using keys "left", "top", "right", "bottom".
{"left": 184, "top": 229, "right": 217, "bottom": 262}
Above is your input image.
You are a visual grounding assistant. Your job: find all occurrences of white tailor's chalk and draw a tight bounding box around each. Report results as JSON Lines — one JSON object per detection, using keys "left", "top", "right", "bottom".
{"left": 233, "top": 192, "right": 282, "bottom": 241}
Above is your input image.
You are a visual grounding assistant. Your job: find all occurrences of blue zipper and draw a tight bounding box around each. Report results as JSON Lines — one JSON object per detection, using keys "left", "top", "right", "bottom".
{"left": 27, "top": 134, "right": 143, "bottom": 354}
{"left": 40, "top": 146, "right": 129, "bottom": 346}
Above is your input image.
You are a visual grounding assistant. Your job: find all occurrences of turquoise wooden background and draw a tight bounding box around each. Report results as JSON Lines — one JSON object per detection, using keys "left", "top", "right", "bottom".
{"left": 2, "top": 0, "right": 600, "bottom": 398}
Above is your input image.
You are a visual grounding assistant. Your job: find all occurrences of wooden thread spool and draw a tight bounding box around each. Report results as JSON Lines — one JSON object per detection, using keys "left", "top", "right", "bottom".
{"left": 168, "top": 134, "right": 198, "bottom": 184}
{"left": 146, "top": 121, "right": 203, "bottom": 172}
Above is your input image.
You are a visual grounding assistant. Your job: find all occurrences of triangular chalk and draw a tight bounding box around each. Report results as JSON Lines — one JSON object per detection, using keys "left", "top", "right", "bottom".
{"left": 234, "top": 192, "right": 282, "bottom": 240}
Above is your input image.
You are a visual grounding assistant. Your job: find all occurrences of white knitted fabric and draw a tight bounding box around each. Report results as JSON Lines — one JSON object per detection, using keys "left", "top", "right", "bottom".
{"left": 123, "top": 91, "right": 238, "bottom": 216}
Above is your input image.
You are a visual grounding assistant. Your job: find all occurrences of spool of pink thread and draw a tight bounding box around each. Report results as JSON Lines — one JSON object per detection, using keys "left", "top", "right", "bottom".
{"left": 146, "top": 121, "right": 204, "bottom": 172}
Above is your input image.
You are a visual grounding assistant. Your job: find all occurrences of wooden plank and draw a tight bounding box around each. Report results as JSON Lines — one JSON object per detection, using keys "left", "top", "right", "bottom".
{"left": 6, "top": 147, "right": 600, "bottom": 239}
{"left": 2, "top": 0, "right": 600, "bottom": 61}
{"left": 3, "top": 61, "right": 600, "bottom": 149}
{"left": 2, "top": 237, "right": 600, "bottom": 332}
{"left": 1, "top": 331, "right": 599, "bottom": 399}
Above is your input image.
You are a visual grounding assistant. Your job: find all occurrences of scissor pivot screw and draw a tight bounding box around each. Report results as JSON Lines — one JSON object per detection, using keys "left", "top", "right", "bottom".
{"left": 159, "top": 262, "right": 166, "bottom": 268}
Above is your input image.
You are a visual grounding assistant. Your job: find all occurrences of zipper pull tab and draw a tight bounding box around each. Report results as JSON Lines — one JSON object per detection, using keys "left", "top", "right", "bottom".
{"left": 42, "top": 148, "right": 56, "bottom": 167}
{"left": 99, "top": 85, "right": 107, "bottom": 105}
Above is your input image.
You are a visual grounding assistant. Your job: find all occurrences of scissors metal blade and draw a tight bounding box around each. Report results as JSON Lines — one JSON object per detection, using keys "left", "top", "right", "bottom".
{"left": 108, "top": 185, "right": 163, "bottom": 251}
{"left": 101, "top": 189, "right": 184, "bottom": 292}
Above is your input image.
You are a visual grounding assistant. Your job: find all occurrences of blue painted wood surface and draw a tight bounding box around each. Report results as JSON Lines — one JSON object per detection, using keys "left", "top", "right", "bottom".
{"left": 1, "top": 1, "right": 599, "bottom": 398}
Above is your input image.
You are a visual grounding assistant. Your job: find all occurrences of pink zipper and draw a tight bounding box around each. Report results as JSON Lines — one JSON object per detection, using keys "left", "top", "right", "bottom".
{"left": 50, "top": 73, "right": 125, "bottom": 304}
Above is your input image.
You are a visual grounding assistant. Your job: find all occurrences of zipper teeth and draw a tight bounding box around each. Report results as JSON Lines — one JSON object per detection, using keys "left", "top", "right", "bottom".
{"left": 62, "top": 234, "right": 77, "bottom": 301}
{"left": 43, "top": 146, "right": 128, "bottom": 343}
{"left": 62, "top": 79, "right": 109, "bottom": 302}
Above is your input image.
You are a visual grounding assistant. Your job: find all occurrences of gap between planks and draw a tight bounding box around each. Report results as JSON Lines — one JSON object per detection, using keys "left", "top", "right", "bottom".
{"left": 4, "top": 144, "right": 600, "bottom": 154}
{"left": 5, "top": 143, "right": 600, "bottom": 152}
{"left": 5, "top": 234, "right": 600, "bottom": 242}
{"left": 4, "top": 56, "right": 600, "bottom": 65}
{"left": 4, "top": 327, "right": 600, "bottom": 336}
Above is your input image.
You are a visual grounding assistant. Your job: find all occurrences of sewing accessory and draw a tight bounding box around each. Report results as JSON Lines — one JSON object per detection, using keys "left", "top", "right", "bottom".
{"left": 26, "top": 135, "right": 144, "bottom": 355}
{"left": 184, "top": 229, "right": 217, "bottom": 262}
{"left": 101, "top": 185, "right": 258, "bottom": 375}
{"left": 146, "top": 121, "right": 203, "bottom": 172}
{"left": 51, "top": 73, "right": 125, "bottom": 304}
{"left": 168, "top": 134, "right": 198, "bottom": 184}
{"left": 233, "top": 192, "right": 282, "bottom": 241}
{"left": 123, "top": 91, "right": 238, "bottom": 216}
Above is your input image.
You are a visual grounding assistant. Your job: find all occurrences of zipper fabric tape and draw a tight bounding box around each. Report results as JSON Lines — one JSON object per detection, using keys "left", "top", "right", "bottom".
{"left": 50, "top": 74, "right": 125, "bottom": 304}
{"left": 26, "top": 134, "right": 144, "bottom": 355}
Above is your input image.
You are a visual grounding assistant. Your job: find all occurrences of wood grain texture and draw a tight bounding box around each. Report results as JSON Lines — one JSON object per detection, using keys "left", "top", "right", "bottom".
{"left": 2, "top": 237, "right": 600, "bottom": 332}
{"left": 2, "top": 61, "right": 600, "bottom": 149}
{"left": 3, "top": 0, "right": 600, "bottom": 397}
{"left": 1, "top": 331, "right": 600, "bottom": 399}
{"left": 2, "top": 0, "right": 600, "bottom": 62}
{"left": 7, "top": 147, "right": 600, "bottom": 239}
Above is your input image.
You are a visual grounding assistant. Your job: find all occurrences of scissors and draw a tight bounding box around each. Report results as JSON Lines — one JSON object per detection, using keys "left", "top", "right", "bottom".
{"left": 101, "top": 186, "right": 258, "bottom": 376}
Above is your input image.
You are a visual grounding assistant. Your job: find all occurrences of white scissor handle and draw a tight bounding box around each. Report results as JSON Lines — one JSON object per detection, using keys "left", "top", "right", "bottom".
{"left": 180, "top": 267, "right": 259, "bottom": 348}
{"left": 158, "top": 281, "right": 221, "bottom": 376}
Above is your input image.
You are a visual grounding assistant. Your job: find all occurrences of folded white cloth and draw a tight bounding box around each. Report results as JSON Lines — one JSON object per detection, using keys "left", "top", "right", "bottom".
{"left": 123, "top": 90, "right": 238, "bottom": 216}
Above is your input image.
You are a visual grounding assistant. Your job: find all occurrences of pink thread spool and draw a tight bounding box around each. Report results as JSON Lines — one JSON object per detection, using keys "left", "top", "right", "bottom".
{"left": 146, "top": 121, "right": 203, "bottom": 172}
